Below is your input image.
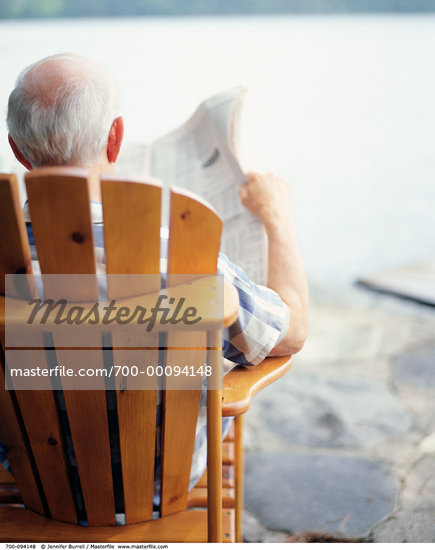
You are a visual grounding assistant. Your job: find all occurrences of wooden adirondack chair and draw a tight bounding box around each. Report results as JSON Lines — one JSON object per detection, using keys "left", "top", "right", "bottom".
{"left": 0, "top": 168, "right": 292, "bottom": 543}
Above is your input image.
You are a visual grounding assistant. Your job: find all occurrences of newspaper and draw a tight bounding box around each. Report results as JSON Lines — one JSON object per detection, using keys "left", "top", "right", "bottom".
{"left": 116, "top": 88, "right": 267, "bottom": 284}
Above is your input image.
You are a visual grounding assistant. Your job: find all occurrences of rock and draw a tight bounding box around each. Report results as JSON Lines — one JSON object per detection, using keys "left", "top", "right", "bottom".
{"left": 401, "top": 455, "right": 435, "bottom": 509}
{"left": 420, "top": 431, "right": 435, "bottom": 454}
{"left": 372, "top": 509, "right": 435, "bottom": 543}
{"left": 393, "top": 345, "right": 435, "bottom": 392}
{"left": 245, "top": 451, "right": 399, "bottom": 539}
{"left": 245, "top": 365, "right": 411, "bottom": 450}
{"left": 242, "top": 509, "right": 289, "bottom": 543}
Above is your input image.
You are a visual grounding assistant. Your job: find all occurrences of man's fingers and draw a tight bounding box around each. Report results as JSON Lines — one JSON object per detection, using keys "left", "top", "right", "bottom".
{"left": 245, "top": 171, "right": 260, "bottom": 185}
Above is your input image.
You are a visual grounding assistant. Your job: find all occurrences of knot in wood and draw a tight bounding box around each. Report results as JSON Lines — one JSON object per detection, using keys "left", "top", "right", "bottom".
{"left": 71, "top": 232, "right": 84, "bottom": 243}
{"left": 180, "top": 210, "right": 190, "bottom": 220}
{"left": 47, "top": 437, "right": 58, "bottom": 446}
{"left": 169, "top": 495, "right": 179, "bottom": 504}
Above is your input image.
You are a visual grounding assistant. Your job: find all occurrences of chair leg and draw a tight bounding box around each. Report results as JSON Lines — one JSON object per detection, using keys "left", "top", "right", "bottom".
{"left": 234, "top": 414, "right": 244, "bottom": 542}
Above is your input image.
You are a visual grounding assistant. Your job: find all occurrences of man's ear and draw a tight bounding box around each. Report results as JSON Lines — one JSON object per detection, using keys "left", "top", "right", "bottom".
{"left": 106, "top": 116, "right": 124, "bottom": 164}
{"left": 8, "top": 134, "right": 32, "bottom": 170}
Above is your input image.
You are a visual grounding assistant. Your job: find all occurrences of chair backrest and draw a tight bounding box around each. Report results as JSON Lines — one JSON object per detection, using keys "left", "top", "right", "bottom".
{"left": 0, "top": 168, "right": 223, "bottom": 528}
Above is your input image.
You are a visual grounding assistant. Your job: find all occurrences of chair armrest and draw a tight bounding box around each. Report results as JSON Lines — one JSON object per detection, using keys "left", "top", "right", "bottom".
{"left": 222, "top": 355, "right": 293, "bottom": 417}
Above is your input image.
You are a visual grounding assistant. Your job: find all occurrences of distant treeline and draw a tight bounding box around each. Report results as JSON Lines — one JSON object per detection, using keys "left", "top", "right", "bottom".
{"left": 1, "top": 0, "right": 435, "bottom": 19}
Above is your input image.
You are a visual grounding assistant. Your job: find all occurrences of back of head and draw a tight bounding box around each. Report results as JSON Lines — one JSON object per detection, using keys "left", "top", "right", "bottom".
{"left": 7, "top": 53, "right": 119, "bottom": 169}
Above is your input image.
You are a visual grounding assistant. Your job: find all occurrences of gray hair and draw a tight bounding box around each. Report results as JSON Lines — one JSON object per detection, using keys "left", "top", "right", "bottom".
{"left": 7, "top": 53, "right": 119, "bottom": 168}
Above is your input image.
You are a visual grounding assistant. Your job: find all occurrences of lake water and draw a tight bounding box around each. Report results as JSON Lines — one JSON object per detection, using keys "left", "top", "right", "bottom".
{"left": 1, "top": 15, "right": 434, "bottom": 287}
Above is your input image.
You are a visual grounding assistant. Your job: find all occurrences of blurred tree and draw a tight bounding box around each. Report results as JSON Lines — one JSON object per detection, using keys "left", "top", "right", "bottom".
{"left": 1, "top": 0, "right": 435, "bottom": 18}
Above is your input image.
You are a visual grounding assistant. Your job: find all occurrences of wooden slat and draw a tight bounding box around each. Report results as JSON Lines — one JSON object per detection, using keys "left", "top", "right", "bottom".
{"left": 223, "top": 441, "right": 234, "bottom": 465}
{"left": 51, "top": 323, "right": 114, "bottom": 522}
{"left": 160, "top": 336, "right": 205, "bottom": 517}
{"left": 187, "top": 487, "right": 235, "bottom": 509}
{"left": 0, "top": 174, "right": 33, "bottom": 296}
{"left": 196, "top": 465, "right": 234, "bottom": 489}
{"left": 206, "top": 331, "right": 223, "bottom": 542}
{"left": 222, "top": 356, "right": 293, "bottom": 416}
{"left": 0, "top": 177, "right": 72, "bottom": 519}
{"left": 0, "top": 483, "right": 21, "bottom": 504}
{"left": 25, "top": 167, "right": 97, "bottom": 299}
{"left": 112, "top": 340, "right": 158, "bottom": 524}
{"left": 102, "top": 177, "right": 162, "bottom": 524}
{"left": 160, "top": 189, "right": 223, "bottom": 519}
{"left": 234, "top": 414, "right": 244, "bottom": 542}
{"left": 61, "top": 383, "right": 115, "bottom": 525}
{"left": 2, "top": 298, "right": 76, "bottom": 521}
{"left": 167, "top": 188, "right": 222, "bottom": 276}
{"left": 52, "top": 334, "right": 114, "bottom": 526}
{"left": 14, "top": 382, "right": 77, "bottom": 522}
{"left": 0, "top": 507, "right": 235, "bottom": 543}
{"left": 101, "top": 176, "right": 162, "bottom": 296}
{"left": 0, "top": 351, "right": 44, "bottom": 515}
{"left": 115, "top": 382, "right": 157, "bottom": 523}
{"left": 26, "top": 168, "right": 115, "bottom": 525}
{"left": 55, "top": 334, "right": 115, "bottom": 525}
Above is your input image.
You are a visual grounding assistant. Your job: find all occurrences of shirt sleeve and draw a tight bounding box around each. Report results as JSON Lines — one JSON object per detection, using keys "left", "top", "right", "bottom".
{"left": 218, "top": 252, "right": 290, "bottom": 367}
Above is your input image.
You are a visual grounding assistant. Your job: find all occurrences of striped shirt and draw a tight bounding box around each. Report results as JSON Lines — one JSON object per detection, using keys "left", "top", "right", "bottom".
{"left": 1, "top": 201, "right": 289, "bottom": 511}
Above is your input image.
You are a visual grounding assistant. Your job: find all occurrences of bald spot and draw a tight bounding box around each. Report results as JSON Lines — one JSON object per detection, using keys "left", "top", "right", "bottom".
{"left": 21, "top": 55, "right": 115, "bottom": 108}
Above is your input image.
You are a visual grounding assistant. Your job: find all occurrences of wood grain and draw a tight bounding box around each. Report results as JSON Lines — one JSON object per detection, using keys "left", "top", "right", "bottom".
{"left": 187, "top": 487, "right": 235, "bottom": 509}
{"left": 101, "top": 175, "right": 162, "bottom": 297}
{"left": 222, "top": 356, "right": 293, "bottom": 416}
{"left": 102, "top": 176, "right": 162, "bottom": 523}
{"left": 2, "top": 279, "right": 76, "bottom": 521}
{"left": 0, "top": 507, "right": 235, "bottom": 543}
{"left": 160, "top": 188, "right": 223, "bottom": 526}
{"left": 25, "top": 167, "right": 97, "bottom": 299}
{"left": 0, "top": 176, "right": 40, "bottom": 509}
{"left": 167, "top": 187, "right": 222, "bottom": 276}
{"left": 206, "top": 330, "right": 223, "bottom": 542}
{"left": 222, "top": 441, "right": 235, "bottom": 465}
{"left": 234, "top": 414, "right": 244, "bottom": 542}
{"left": 26, "top": 167, "right": 114, "bottom": 525}
{"left": 160, "top": 334, "right": 205, "bottom": 517}
{"left": 0, "top": 174, "right": 33, "bottom": 297}
{"left": 0, "top": 351, "right": 44, "bottom": 515}
{"left": 195, "top": 464, "right": 234, "bottom": 489}
{"left": 14, "top": 376, "right": 77, "bottom": 523}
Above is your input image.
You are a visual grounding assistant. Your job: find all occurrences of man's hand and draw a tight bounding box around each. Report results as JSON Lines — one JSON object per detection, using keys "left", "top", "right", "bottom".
{"left": 239, "top": 171, "right": 309, "bottom": 357}
{"left": 239, "top": 171, "right": 292, "bottom": 231}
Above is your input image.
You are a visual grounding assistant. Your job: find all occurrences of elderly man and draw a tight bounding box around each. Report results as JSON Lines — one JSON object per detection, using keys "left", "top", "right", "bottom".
{"left": 1, "top": 53, "right": 308, "bottom": 509}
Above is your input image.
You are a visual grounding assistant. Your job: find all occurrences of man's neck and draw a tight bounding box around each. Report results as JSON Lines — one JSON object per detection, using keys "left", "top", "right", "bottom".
{"left": 88, "top": 165, "right": 102, "bottom": 202}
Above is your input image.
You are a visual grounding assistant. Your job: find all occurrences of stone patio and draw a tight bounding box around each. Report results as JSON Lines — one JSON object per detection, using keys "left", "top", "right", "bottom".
{"left": 242, "top": 283, "right": 435, "bottom": 543}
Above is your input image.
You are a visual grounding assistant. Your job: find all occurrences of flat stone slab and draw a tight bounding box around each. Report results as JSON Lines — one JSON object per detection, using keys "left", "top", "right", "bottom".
{"left": 245, "top": 451, "right": 399, "bottom": 539}
{"left": 401, "top": 455, "right": 435, "bottom": 509}
{"left": 372, "top": 508, "right": 435, "bottom": 543}
{"left": 357, "top": 259, "right": 435, "bottom": 307}
{"left": 393, "top": 345, "right": 435, "bottom": 392}
{"left": 245, "top": 366, "right": 411, "bottom": 451}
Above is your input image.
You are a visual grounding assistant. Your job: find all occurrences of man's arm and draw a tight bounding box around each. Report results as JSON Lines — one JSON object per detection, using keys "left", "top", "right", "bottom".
{"left": 239, "top": 172, "right": 309, "bottom": 356}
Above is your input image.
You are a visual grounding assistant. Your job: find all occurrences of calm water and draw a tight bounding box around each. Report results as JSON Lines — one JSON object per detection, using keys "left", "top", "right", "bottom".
{"left": 1, "top": 15, "right": 434, "bottom": 286}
